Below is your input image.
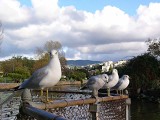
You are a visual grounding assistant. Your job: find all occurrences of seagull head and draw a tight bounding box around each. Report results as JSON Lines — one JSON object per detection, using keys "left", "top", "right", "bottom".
{"left": 102, "top": 74, "right": 109, "bottom": 83}
{"left": 112, "top": 69, "right": 118, "bottom": 73}
{"left": 49, "top": 50, "right": 58, "bottom": 58}
{"left": 123, "top": 75, "right": 129, "bottom": 80}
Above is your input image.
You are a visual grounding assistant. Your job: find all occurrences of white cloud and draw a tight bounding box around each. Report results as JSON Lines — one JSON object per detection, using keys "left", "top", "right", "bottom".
{"left": 0, "top": 0, "right": 30, "bottom": 24}
{"left": 31, "top": 0, "right": 60, "bottom": 22}
{"left": 0, "top": 0, "right": 160, "bottom": 61}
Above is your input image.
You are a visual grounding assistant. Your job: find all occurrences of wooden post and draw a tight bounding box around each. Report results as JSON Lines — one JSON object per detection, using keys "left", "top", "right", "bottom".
{"left": 126, "top": 98, "right": 131, "bottom": 120}
{"left": 20, "top": 89, "right": 67, "bottom": 120}
{"left": 21, "top": 89, "right": 32, "bottom": 102}
{"left": 89, "top": 103, "right": 100, "bottom": 120}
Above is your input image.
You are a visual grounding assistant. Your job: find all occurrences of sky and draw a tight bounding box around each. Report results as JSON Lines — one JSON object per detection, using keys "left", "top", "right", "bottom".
{"left": 0, "top": 0, "right": 160, "bottom": 62}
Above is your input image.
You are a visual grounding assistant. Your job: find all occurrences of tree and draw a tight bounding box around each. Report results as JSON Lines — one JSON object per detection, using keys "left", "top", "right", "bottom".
{"left": 146, "top": 38, "right": 160, "bottom": 57}
{"left": 66, "top": 70, "right": 86, "bottom": 81}
{"left": 31, "top": 54, "right": 49, "bottom": 73}
{"left": 1, "top": 56, "right": 34, "bottom": 82}
{"left": 116, "top": 53, "right": 160, "bottom": 96}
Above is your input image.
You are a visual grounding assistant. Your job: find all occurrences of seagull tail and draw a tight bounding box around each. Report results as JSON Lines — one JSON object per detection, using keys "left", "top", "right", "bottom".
{"left": 80, "top": 85, "right": 87, "bottom": 90}
{"left": 7, "top": 85, "right": 21, "bottom": 91}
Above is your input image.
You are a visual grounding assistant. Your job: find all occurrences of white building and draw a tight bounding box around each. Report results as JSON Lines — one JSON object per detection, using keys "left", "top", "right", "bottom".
{"left": 102, "top": 61, "right": 113, "bottom": 72}
{"left": 114, "top": 60, "right": 127, "bottom": 67}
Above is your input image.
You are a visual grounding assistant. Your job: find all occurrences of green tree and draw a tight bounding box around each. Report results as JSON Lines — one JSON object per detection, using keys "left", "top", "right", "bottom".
{"left": 65, "top": 68, "right": 86, "bottom": 81}
{"left": 117, "top": 53, "right": 160, "bottom": 96}
{"left": 1, "top": 56, "right": 33, "bottom": 82}
{"left": 31, "top": 54, "right": 49, "bottom": 73}
{"left": 70, "top": 71, "right": 86, "bottom": 81}
{"left": 14, "top": 66, "right": 30, "bottom": 79}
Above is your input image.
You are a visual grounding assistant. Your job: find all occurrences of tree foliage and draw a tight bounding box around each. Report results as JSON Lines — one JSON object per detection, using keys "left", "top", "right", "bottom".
{"left": 1, "top": 56, "right": 34, "bottom": 81}
{"left": 116, "top": 53, "right": 160, "bottom": 96}
{"left": 65, "top": 69, "right": 86, "bottom": 81}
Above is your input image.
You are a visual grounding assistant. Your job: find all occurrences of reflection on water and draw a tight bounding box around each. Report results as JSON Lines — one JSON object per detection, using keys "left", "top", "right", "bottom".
{"left": 131, "top": 100, "right": 160, "bottom": 120}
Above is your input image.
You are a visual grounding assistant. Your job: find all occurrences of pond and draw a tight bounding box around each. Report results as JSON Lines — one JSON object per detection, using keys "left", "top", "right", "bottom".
{"left": 131, "top": 99, "right": 160, "bottom": 120}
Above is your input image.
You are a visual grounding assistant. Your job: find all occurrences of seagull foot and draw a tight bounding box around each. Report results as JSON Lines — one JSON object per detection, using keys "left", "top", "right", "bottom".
{"left": 41, "top": 98, "right": 54, "bottom": 103}
{"left": 46, "top": 99, "right": 54, "bottom": 103}
{"left": 107, "top": 93, "right": 113, "bottom": 97}
{"left": 91, "top": 95, "right": 99, "bottom": 104}
{"left": 40, "top": 96, "right": 46, "bottom": 102}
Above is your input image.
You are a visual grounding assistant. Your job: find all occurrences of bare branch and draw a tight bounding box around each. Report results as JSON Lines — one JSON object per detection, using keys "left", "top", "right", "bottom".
{"left": 44, "top": 40, "right": 62, "bottom": 52}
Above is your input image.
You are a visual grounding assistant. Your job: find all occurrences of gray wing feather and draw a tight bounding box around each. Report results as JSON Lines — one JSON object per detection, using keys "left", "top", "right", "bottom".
{"left": 112, "top": 80, "right": 123, "bottom": 89}
{"left": 20, "top": 67, "right": 48, "bottom": 89}
{"left": 80, "top": 77, "right": 97, "bottom": 90}
{"left": 86, "top": 77, "right": 97, "bottom": 86}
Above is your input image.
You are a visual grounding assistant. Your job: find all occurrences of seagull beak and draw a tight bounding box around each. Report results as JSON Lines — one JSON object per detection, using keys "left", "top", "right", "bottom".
{"left": 49, "top": 52, "right": 53, "bottom": 58}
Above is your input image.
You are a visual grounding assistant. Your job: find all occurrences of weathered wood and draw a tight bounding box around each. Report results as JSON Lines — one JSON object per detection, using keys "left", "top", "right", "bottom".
{"left": 0, "top": 83, "right": 19, "bottom": 90}
{"left": 20, "top": 89, "right": 129, "bottom": 120}
{"left": 31, "top": 95, "right": 128, "bottom": 109}
{"left": 22, "top": 104, "right": 67, "bottom": 120}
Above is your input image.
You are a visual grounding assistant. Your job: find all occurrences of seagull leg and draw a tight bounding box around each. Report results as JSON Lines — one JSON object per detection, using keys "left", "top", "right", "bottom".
{"left": 116, "top": 90, "right": 119, "bottom": 95}
{"left": 107, "top": 88, "right": 110, "bottom": 96}
{"left": 120, "top": 90, "right": 123, "bottom": 95}
{"left": 122, "top": 90, "right": 123, "bottom": 95}
{"left": 92, "top": 90, "right": 99, "bottom": 103}
{"left": 41, "top": 89, "right": 43, "bottom": 96}
{"left": 40, "top": 89, "right": 45, "bottom": 102}
{"left": 46, "top": 88, "right": 49, "bottom": 102}
{"left": 46, "top": 88, "right": 53, "bottom": 102}
{"left": 92, "top": 89, "right": 98, "bottom": 97}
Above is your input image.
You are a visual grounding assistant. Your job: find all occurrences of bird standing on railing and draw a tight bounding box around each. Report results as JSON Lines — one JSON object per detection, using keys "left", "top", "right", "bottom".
{"left": 111, "top": 75, "right": 130, "bottom": 95}
{"left": 80, "top": 74, "right": 108, "bottom": 98}
{"left": 13, "top": 49, "right": 62, "bottom": 102}
{"left": 103, "top": 69, "right": 119, "bottom": 96}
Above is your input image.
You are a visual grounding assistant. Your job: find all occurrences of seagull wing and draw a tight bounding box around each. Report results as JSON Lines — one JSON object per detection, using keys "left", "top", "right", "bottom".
{"left": 86, "top": 77, "right": 97, "bottom": 86}
{"left": 112, "top": 79, "right": 123, "bottom": 89}
{"left": 19, "top": 67, "right": 48, "bottom": 89}
{"left": 80, "top": 77, "right": 97, "bottom": 90}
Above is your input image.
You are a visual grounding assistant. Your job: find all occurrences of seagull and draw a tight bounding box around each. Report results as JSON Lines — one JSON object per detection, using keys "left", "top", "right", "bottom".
{"left": 15, "top": 49, "right": 61, "bottom": 102}
{"left": 112, "top": 75, "right": 130, "bottom": 95}
{"left": 80, "top": 74, "right": 108, "bottom": 97}
{"left": 104, "top": 69, "right": 119, "bottom": 96}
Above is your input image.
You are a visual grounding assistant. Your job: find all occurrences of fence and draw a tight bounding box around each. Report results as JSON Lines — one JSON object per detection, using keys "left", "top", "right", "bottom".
{"left": 17, "top": 89, "right": 131, "bottom": 120}
{"left": 0, "top": 92, "right": 20, "bottom": 120}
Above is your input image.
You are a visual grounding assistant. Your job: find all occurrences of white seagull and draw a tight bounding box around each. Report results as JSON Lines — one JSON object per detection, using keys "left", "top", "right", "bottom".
{"left": 15, "top": 49, "right": 61, "bottom": 102}
{"left": 81, "top": 74, "right": 108, "bottom": 97}
{"left": 112, "top": 75, "right": 130, "bottom": 95}
{"left": 104, "top": 69, "right": 119, "bottom": 96}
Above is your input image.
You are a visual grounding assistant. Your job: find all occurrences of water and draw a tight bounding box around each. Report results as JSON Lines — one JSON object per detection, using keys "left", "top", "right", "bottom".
{"left": 131, "top": 100, "right": 160, "bottom": 120}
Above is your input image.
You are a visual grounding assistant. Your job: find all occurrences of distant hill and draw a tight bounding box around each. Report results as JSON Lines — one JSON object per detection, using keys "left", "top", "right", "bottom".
{"left": 67, "top": 60, "right": 102, "bottom": 66}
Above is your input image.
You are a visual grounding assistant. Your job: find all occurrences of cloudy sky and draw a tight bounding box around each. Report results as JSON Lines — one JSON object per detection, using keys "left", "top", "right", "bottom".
{"left": 0, "top": 0, "right": 160, "bottom": 61}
